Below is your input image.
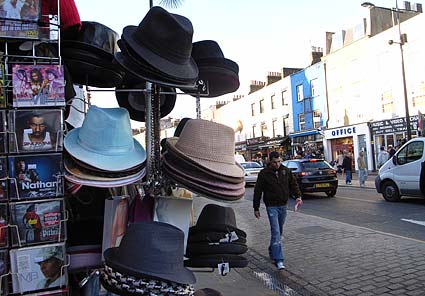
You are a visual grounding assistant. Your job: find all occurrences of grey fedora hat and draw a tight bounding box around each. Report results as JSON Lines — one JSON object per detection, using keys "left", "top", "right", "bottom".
{"left": 104, "top": 221, "right": 196, "bottom": 285}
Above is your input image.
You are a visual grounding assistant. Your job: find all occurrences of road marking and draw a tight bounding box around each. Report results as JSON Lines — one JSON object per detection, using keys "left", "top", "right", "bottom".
{"left": 401, "top": 219, "right": 425, "bottom": 226}
{"left": 333, "top": 196, "right": 381, "bottom": 203}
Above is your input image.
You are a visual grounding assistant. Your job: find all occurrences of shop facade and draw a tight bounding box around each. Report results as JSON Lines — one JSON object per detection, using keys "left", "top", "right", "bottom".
{"left": 289, "top": 130, "right": 324, "bottom": 158}
{"left": 369, "top": 115, "right": 419, "bottom": 169}
{"left": 323, "top": 123, "right": 373, "bottom": 171}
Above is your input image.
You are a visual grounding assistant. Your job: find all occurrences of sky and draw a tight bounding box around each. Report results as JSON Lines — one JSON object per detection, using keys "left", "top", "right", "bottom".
{"left": 74, "top": 0, "right": 397, "bottom": 126}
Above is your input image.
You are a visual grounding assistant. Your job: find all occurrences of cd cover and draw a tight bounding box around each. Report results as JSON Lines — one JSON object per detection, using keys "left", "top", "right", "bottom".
{"left": 0, "top": 204, "right": 8, "bottom": 249}
{"left": 8, "top": 153, "right": 64, "bottom": 200}
{"left": 0, "top": 110, "right": 6, "bottom": 154}
{"left": 10, "top": 242, "right": 67, "bottom": 293}
{"left": 10, "top": 198, "right": 65, "bottom": 247}
{"left": 0, "top": 157, "right": 6, "bottom": 201}
{"left": 0, "top": 0, "right": 41, "bottom": 39}
{"left": 12, "top": 64, "right": 65, "bottom": 107}
{"left": 0, "top": 249, "right": 9, "bottom": 295}
{"left": 8, "top": 109, "right": 63, "bottom": 153}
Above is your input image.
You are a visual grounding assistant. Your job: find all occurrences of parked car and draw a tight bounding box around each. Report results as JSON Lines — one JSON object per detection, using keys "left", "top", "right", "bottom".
{"left": 375, "top": 137, "right": 425, "bottom": 202}
{"left": 282, "top": 159, "right": 338, "bottom": 197}
{"left": 240, "top": 161, "right": 263, "bottom": 185}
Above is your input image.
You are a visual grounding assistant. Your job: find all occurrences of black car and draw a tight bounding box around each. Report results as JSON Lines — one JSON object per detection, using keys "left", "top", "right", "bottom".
{"left": 282, "top": 159, "right": 338, "bottom": 197}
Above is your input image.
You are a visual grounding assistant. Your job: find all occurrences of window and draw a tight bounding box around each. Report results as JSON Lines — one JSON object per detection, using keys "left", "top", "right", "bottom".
{"left": 271, "top": 94, "right": 276, "bottom": 109}
{"left": 272, "top": 120, "right": 277, "bottom": 138}
{"left": 313, "top": 110, "right": 322, "bottom": 129}
{"left": 260, "top": 99, "right": 265, "bottom": 113}
{"left": 251, "top": 103, "right": 255, "bottom": 116}
{"left": 281, "top": 90, "right": 288, "bottom": 106}
{"left": 261, "top": 123, "right": 267, "bottom": 137}
{"left": 381, "top": 90, "right": 393, "bottom": 114}
{"left": 297, "top": 84, "right": 304, "bottom": 101}
{"left": 396, "top": 141, "right": 424, "bottom": 165}
{"left": 299, "top": 114, "right": 306, "bottom": 130}
{"left": 252, "top": 125, "right": 256, "bottom": 138}
{"left": 311, "top": 78, "right": 318, "bottom": 97}
{"left": 283, "top": 117, "right": 290, "bottom": 136}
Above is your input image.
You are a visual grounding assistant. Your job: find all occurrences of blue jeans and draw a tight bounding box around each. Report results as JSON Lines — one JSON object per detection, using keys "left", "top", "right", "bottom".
{"left": 266, "top": 206, "right": 287, "bottom": 262}
{"left": 345, "top": 170, "right": 352, "bottom": 184}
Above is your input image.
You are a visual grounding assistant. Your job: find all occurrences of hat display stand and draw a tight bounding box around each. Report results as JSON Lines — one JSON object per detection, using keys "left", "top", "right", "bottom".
{"left": 0, "top": 1, "right": 74, "bottom": 294}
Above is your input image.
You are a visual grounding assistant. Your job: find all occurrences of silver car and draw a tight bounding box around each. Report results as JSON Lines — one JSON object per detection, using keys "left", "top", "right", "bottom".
{"left": 240, "top": 162, "right": 263, "bottom": 185}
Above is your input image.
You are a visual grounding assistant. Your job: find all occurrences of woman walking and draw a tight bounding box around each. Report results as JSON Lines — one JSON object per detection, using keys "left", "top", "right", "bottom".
{"left": 357, "top": 151, "right": 367, "bottom": 188}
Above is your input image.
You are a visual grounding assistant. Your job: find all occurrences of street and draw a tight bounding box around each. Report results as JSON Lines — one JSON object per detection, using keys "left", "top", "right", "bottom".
{"left": 244, "top": 185, "right": 425, "bottom": 242}
{"left": 193, "top": 181, "right": 425, "bottom": 296}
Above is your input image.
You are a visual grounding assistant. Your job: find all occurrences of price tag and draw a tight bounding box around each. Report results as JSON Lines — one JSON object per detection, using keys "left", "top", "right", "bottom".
{"left": 217, "top": 262, "right": 229, "bottom": 276}
{"left": 196, "top": 79, "right": 209, "bottom": 96}
{"left": 230, "top": 231, "right": 239, "bottom": 242}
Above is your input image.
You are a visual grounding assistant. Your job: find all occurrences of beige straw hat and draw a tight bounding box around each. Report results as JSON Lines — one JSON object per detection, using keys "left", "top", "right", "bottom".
{"left": 166, "top": 119, "right": 244, "bottom": 178}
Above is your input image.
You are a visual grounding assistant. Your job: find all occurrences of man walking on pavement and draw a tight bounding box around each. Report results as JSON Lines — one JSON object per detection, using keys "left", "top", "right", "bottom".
{"left": 253, "top": 151, "right": 302, "bottom": 270}
{"left": 377, "top": 146, "right": 389, "bottom": 169}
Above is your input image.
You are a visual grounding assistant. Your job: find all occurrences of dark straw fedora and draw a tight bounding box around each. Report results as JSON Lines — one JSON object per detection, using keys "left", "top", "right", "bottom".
{"left": 116, "top": 82, "right": 176, "bottom": 122}
{"left": 189, "top": 204, "right": 246, "bottom": 238}
{"left": 122, "top": 6, "right": 198, "bottom": 80}
{"left": 184, "top": 254, "right": 248, "bottom": 268}
{"left": 103, "top": 221, "right": 196, "bottom": 285}
{"left": 182, "top": 40, "right": 239, "bottom": 98}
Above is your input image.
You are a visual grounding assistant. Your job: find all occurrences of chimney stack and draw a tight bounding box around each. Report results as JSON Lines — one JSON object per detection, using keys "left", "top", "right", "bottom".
{"left": 311, "top": 46, "right": 323, "bottom": 65}
{"left": 233, "top": 94, "right": 244, "bottom": 101}
{"left": 249, "top": 80, "right": 266, "bottom": 94}
{"left": 266, "top": 72, "right": 282, "bottom": 85}
{"left": 282, "top": 67, "right": 302, "bottom": 78}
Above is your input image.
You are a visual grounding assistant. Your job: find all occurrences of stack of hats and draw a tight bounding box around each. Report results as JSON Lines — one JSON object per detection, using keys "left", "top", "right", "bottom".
{"left": 182, "top": 40, "right": 240, "bottom": 97}
{"left": 184, "top": 204, "right": 248, "bottom": 269}
{"left": 114, "top": 6, "right": 198, "bottom": 88}
{"left": 163, "top": 119, "right": 245, "bottom": 201}
{"left": 61, "top": 21, "right": 124, "bottom": 87}
{"left": 63, "top": 105, "right": 146, "bottom": 187}
{"left": 101, "top": 221, "right": 196, "bottom": 295}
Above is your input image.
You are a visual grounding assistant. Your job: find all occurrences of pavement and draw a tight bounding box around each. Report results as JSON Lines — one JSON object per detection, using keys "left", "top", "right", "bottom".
{"left": 192, "top": 172, "right": 425, "bottom": 296}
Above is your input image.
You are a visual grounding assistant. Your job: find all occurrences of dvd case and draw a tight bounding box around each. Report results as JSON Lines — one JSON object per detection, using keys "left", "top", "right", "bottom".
{"left": 8, "top": 153, "right": 64, "bottom": 200}
{"left": 8, "top": 109, "right": 63, "bottom": 153}
{"left": 0, "top": 249, "right": 9, "bottom": 295}
{"left": 10, "top": 242, "right": 67, "bottom": 293}
{"left": 0, "top": 157, "right": 6, "bottom": 201}
{"left": 12, "top": 64, "right": 66, "bottom": 107}
{"left": 0, "top": 204, "right": 8, "bottom": 249}
{"left": 0, "top": 110, "right": 6, "bottom": 154}
{"left": 10, "top": 198, "right": 65, "bottom": 247}
{"left": 0, "top": 0, "right": 41, "bottom": 39}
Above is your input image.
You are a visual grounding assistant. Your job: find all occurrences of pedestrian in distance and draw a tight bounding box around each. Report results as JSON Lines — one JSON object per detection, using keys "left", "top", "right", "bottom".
{"left": 388, "top": 145, "right": 396, "bottom": 159}
{"left": 253, "top": 151, "right": 302, "bottom": 270}
{"left": 357, "top": 151, "right": 367, "bottom": 188}
{"left": 377, "top": 146, "right": 389, "bottom": 169}
{"left": 342, "top": 151, "right": 352, "bottom": 185}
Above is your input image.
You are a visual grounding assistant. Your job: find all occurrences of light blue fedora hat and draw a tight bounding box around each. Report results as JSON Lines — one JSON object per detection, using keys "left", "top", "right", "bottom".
{"left": 64, "top": 105, "right": 146, "bottom": 171}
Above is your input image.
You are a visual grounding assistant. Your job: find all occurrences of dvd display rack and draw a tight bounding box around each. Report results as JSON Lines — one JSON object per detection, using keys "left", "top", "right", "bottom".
{"left": 0, "top": 1, "right": 69, "bottom": 294}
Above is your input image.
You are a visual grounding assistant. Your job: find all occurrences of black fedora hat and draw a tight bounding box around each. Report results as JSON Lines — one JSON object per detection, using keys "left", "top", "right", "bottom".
{"left": 122, "top": 6, "right": 198, "bottom": 80}
{"left": 61, "top": 21, "right": 120, "bottom": 60}
{"left": 103, "top": 221, "right": 195, "bottom": 285}
{"left": 184, "top": 254, "right": 248, "bottom": 268}
{"left": 189, "top": 204, "right": 247, "bottom": 238}
{"left": 116, "top": 82, "right": 176, "bottom": 122}
{"left": 182, "top": 40, "right": 239, "bottom": 98}
{"left": 188, "top": 231, "right": 247, "bottom": 244}
{"left": 185, "top": 242, "right": 247, "bottom": 257}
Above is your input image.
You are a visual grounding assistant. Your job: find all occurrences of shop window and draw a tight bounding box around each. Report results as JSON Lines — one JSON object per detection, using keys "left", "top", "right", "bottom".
{"left": 297, "top": 84, "right": 304, "bottom": 102}
{"left": 271, "top": 94, "right": 276, "bottom": 109}
{"left": 251, "top": 103, "right": 255, "bottom": 116}
{"left": 299, "top": 114, "right": 305, "bottom": 130}
{"left": 260, "top": 99, "right": 265, "bottom": 113}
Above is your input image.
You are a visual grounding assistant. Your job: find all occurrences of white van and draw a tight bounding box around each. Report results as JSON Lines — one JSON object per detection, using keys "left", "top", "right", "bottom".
{"left": 375, "top": 137, "right": 425, "bottom": 201}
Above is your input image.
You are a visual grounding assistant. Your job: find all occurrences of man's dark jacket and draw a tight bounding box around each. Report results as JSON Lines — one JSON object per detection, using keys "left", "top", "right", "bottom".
{"left": 253, "top": 164, "right": 301, "bottom": 211}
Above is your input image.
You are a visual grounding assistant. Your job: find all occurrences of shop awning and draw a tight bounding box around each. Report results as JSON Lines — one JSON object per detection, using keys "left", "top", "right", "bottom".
{"left": 289, "top": 130, "right": 319, "bottom": 138}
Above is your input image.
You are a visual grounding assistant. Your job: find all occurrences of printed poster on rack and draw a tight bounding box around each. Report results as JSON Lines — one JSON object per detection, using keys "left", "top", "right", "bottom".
{"left": 0, "top": 157, "right": 7, "bottom": 201}
{"left": 0, "top": 249, "right": 9, "bottom": 295}
{"left": 8, "top": 153, "right": 63, "bottom": 200}
{"left": 0, "top": 64, "right": 5, "bottom": 108}
{"left": 10, "top": 198, "right": 65, "bottom": 247}
{"left": 0, "top": 0, "right": 41, "bottom": 39}
{"left": 10, "top": 242, "right": 67, "bottom": 293}
{"left": 12, "top": 64, "right": 65, "bottom": 107}
{"left": 8, "top": 109, "right": 63, "bottom": 153}
{"left": 0, "top": 110, "right": 6, "bottom": 154}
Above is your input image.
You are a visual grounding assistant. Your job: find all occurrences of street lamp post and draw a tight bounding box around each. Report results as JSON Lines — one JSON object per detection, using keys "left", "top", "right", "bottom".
{"left": 361, "top": 1, "right": 412, "bottom": 140}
